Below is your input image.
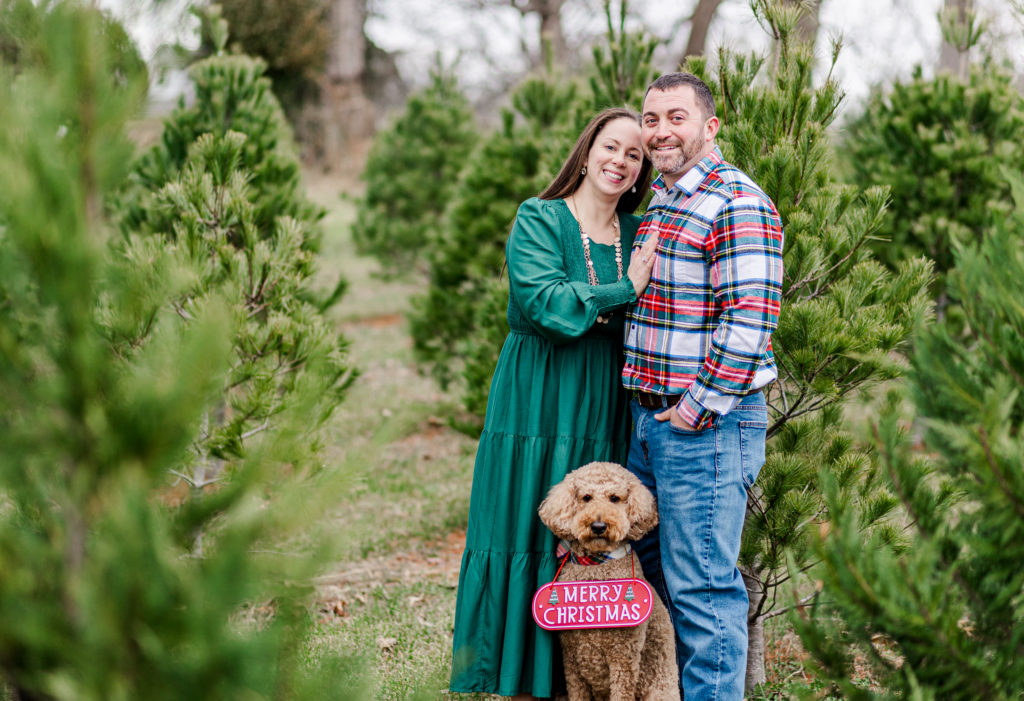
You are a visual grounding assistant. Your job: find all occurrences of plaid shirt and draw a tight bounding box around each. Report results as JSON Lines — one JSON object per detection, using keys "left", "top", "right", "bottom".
{"left": 623, "top": 147, "right": 784, "bottom": 429}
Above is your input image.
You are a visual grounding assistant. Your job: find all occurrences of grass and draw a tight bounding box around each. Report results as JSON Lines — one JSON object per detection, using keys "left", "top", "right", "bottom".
{"left": 309, "top": 577, "right": 462, "bottom": 700}
{"left": 301, "top": 173, "right": 482, "bottom": 700}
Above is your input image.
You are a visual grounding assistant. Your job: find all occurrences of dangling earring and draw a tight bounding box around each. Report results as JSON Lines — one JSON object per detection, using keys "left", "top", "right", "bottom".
{"left": 581, "top": 166, "right": 588, "bottom": 175}
{"left": 631, "top": 185, "right": 636, "bottom": 193}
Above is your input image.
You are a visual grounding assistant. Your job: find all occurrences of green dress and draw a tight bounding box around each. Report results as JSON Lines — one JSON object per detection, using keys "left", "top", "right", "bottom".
{"left": 450, "top": 197, "right": 641, "bottom": 697}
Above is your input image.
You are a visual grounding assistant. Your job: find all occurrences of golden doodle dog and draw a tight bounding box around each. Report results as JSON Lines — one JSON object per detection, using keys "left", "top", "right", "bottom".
{"left": 538, "top": 461, "right": 680, "bottom": 701}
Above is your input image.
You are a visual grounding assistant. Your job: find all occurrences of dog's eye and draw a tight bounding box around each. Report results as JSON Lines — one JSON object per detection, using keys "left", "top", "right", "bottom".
{"left": 581, "top": 494, "right": 592, "bottom": 503}
{"left": 609, "top": 495, "right": 621, "bottom": 503}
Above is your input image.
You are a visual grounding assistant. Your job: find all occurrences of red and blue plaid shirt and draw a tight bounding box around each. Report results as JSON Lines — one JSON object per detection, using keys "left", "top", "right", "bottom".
{"left": 623, "top": 147, "right": 784, "bottom": 429}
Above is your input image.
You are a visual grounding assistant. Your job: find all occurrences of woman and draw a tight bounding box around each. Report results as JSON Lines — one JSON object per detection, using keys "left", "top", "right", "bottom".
{"left": 450, "top": 108, "right": 657, "bottom": 700}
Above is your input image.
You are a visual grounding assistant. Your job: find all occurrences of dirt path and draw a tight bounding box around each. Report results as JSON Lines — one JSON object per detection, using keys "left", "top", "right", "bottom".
{"left": 302, "top": 170, "right": 471, "bottom": 623}
{"left": 317, "top": 528, "right": 465, "bottom": 594}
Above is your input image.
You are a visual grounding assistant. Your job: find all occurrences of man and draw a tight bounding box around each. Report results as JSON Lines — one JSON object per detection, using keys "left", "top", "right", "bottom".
{"left": 622, "top": 72, "right": 784, "bottom": 699}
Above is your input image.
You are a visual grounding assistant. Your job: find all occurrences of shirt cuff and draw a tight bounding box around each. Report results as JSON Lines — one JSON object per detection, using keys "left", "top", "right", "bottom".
{"left": 675, "top": 393, "right": 718, "bottom": 430}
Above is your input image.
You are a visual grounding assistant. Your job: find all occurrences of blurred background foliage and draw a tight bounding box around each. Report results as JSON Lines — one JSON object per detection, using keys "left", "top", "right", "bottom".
{"left": 843, "top": 61, "right": 1024, "bottom": 321}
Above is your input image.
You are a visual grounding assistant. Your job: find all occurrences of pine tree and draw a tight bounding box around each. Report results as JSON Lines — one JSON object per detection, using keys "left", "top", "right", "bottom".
{"left": 114, "top": 6, "right": 324, "bottom": 249}
{"left": 112, "top": 13, "right": 352, "bottom": 484}
{"left": 586, "top": 0, "right": 658, "bottom": 112}
{"left": 116, "top": 130, "right": 352, "bottom": 471}
{"left": 353, "top": 63, "right": 478, "bottom": 277}
{"left": 841, "top": 55, "right": 1024, "bottom": 317}
{"left": 0, "top": 3, "right": 361, "bottom": 699}
{"left": 793, "top": 172, "right": 1024, "bottom": 699}
{"left": 685, "top": 1, "right": 933, "bottom": 689}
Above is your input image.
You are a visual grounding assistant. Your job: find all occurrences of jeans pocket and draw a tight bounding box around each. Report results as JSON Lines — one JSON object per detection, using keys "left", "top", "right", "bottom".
{"left": 665, "top": 420, "right": 712, "bottom": 437}
{"left": 738, "top": 418, "right": 767, "bottom": 489}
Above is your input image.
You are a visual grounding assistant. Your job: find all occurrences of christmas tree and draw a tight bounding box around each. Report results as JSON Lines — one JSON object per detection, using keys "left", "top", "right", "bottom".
{"left": 112, "top": 9, "right": 352, "bottom": 483}
{"left": 115, "top": 6, "right": 324, "bottom": 247}
{"left": 841, "top": 43, "right": 1024, "bottom": 317}
{"left": 794, "top": 171, "right": 1024, "bottom": 699}
{"left": 0, "top": 3, "right": 361, "bottom": 699}
{"left": 353, "top": 62, "right": 478, "bottom": 277}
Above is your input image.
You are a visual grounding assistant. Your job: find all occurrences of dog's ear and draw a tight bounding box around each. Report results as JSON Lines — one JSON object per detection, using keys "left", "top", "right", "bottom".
{"left": 626, "top": 479, "right": 658, "bottom": 541}
{"left": 538, "top": 475, "right": 576, "bottom": 540}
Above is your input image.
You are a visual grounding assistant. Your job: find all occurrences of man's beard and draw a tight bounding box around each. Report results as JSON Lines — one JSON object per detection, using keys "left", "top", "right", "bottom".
{"left": 648, "top": 133, "right": 704, "bottom": 178}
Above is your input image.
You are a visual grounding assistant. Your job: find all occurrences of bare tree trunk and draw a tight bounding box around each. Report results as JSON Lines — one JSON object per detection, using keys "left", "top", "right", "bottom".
{"left": 939, "top": 0, "right": 972, "bottom": 79}
{"left": 504, "top": 0, "right": 568, "bottom": 67}
{"left": 535, "top": 0, "right": 568, "bottom": 66}
{"left": 682, "top": 0, "right": 725, "bottom": 61}
{"left": 312, "top": 0, "right": 373, "bottom": 169}
{"left": 743, "top": 566, "right": 767, "bottom": 692}
{"left": 742, "top": 482, "right": 768, "bottom": 692}
{"left": 795, "top": 0, "right": 822, "bottom": 45}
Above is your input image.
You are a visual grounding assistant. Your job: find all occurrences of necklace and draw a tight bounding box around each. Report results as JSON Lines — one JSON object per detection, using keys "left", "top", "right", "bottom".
{"left": 570, "top": 196, "right": 623, "bottom": 324}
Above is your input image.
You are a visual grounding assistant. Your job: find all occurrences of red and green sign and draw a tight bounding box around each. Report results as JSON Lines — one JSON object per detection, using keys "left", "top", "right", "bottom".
{"left": 532, "top": 578, "right": 654, "bottom": 631}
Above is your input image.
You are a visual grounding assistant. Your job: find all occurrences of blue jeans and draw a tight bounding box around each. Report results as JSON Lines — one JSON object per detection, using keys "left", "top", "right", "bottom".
{"left": 626, "top": 392, "right": 767, "bottom": 701}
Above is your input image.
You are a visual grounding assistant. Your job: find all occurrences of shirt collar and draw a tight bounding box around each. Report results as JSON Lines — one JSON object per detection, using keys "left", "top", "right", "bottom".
{"left": 650, "top": 146, "right": 724, "bottom": 199}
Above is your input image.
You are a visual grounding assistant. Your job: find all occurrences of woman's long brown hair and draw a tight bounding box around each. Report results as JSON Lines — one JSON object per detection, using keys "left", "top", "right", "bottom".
{"left": 537, "top": 107, "right": 652, "bottom": 214}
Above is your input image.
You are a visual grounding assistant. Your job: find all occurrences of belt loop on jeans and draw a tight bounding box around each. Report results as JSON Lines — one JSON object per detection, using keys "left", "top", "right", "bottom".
{"left": 633, "top": 391, "right": 682, "bottom": 410}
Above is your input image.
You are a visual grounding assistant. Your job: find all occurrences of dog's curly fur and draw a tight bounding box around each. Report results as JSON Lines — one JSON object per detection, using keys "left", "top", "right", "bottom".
{"left": 538, "top": 462, "right": 680, "bottom": 701}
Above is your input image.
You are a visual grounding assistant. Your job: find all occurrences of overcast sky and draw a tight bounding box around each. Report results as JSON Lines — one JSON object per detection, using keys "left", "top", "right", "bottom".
{"left": 110, "top": 0, "right": 1023, "bottom": 117}
{"left": 366, "top": 0, "right": 1021, "bottom": 111}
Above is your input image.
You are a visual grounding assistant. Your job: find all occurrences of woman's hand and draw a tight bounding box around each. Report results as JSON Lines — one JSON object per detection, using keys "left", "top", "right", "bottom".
{"left": 627, "top": 235, "right": 659, "bottom": 297}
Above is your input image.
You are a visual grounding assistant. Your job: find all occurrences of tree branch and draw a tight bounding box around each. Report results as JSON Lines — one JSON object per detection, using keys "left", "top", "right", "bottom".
{"left": 977, "top": 426, "right": 1024, "bottom": 520}
{"left": 763, "top": 591, "right": 818, "bottom": 620}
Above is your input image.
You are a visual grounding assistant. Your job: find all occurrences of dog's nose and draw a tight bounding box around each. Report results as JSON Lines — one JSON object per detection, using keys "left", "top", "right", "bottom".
{"left": 590, "top": 521, "right": 607, "bottom": 536}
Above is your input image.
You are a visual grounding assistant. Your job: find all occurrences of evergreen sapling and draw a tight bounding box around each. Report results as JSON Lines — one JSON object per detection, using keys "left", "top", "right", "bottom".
{"left": 354, "top": 63, "right": 478, "bottom": 277}
{"left": 794, "top": 172, "right": 1024, "bottom": 699}
{"left": 113, "top": 21, "right": 353, "bottom": 489}
{"left": 0, "top": 4, "right": 362, "bottom": 698}
{"left": 115, "top": 19, "right": 324, "bottom": 250}
{"left": 842, "top": 60, "right": 1024, "bottom": 319}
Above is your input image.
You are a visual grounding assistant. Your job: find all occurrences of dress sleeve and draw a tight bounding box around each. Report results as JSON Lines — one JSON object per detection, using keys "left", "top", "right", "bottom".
{"left": 507, "top": 199, "right": 636, "bottom": 344}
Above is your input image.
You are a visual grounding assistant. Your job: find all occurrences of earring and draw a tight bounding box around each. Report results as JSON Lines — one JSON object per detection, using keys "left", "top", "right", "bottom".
{"left": 631, "top": 185, "right": 636, "bottom": 193}
{"left": 581, "top": 166, "right": 587, "bottom": 175}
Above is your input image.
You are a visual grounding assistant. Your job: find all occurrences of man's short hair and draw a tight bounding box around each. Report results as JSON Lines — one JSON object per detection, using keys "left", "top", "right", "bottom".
{"left": 645, "top": 73, "right": 716, "bottom": 121}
